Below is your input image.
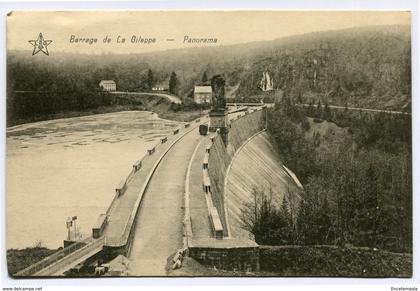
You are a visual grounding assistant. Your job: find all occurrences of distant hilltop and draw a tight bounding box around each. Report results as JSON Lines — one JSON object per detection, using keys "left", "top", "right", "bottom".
{"left": 8, "top": 24, "right": 411, "bottom": 111}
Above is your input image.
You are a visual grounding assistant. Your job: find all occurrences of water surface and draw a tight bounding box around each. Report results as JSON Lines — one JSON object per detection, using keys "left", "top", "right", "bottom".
{"left": 7, "top": 111, "right": 180, "bottom": 249}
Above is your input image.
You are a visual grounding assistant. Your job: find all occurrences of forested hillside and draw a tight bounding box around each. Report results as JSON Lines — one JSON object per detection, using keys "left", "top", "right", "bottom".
{"left": 246, "top": 97, "right": 412, "bottom": 253}
{"left": 7, "top": 25, "right": 411, "bottom": 125}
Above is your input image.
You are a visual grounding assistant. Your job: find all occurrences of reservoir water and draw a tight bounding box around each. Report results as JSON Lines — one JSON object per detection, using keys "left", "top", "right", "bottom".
{"left": 6, "top": 111, "right": 181, "bottom": 249}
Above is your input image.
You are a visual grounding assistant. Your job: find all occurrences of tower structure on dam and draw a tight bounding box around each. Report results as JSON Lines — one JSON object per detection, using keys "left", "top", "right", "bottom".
{"left": 209, "top": 75, "right": 229, "bottom": 145}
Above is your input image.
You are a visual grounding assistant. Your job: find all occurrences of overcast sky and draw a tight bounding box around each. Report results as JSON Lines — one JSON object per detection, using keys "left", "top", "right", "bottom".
{"left": 7, "top": 11, "right": 410, "bottom": 55}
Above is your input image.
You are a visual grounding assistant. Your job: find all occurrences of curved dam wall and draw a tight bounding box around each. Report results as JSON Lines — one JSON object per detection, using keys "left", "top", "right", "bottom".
{"left": 207, "top": 108, "right": 266, "bottom": 236}
{"left": 225, "top": 132, "right": 303, "bottom": 240}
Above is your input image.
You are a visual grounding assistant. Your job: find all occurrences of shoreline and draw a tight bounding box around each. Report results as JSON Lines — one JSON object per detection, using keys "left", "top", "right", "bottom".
{"left": 6, "top": 110, "right": 177, "bottom": 132}
{"left": 7, "top": 104, "right": 205, "bottom": 130}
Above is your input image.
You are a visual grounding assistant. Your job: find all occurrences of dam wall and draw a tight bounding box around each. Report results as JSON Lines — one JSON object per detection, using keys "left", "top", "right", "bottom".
{"left": 225, "top": 132, "right": 304, "bottom": 240}
{"left": 207, "top": 108, "right": 266, "bottom": 236}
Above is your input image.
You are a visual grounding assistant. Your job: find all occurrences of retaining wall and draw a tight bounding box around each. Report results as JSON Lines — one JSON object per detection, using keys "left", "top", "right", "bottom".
{"left": 207, "top": 108, "right": 265, "bottom": 236}
{"left": 189, "top": 245, "right": 260, "bottom": 272}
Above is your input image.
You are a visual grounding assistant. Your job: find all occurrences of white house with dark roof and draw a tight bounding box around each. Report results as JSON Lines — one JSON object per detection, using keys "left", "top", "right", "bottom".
{"left": 194, "top": 85, "right": 212, "bottom": 104}
{"left": 99, "top": 80, "right": 117, "bottom": 92}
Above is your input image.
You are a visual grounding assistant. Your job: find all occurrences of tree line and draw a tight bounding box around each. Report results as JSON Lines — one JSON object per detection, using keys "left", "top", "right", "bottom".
{"left": 8, "top": 24, "right": 411, "bottom": 126}
{"left": 6, "top": 52, "right": 189, "bottom": 125}
{"left": 241, "top": 97, "right": 412, "bottom": 253}
{"left": 238, "top": 25, "right": 411, "bottom": 111}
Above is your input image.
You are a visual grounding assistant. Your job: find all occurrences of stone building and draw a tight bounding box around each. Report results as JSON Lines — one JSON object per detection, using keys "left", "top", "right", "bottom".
{"left": 194, "top": 85, "right": 212, "bottom": 104}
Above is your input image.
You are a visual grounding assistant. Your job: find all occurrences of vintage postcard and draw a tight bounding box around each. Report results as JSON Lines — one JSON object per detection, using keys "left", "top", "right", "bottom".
{"left": 6, "top": 10, "right": 412, "bottom": 278}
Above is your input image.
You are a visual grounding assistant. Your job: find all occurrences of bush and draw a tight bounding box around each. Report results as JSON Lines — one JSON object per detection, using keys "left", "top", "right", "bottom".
{"left": 240, "top": 187, "right": 295, "bottom": 245}
{"left": 301, "top": 118, "right": 311, "bottom": 131}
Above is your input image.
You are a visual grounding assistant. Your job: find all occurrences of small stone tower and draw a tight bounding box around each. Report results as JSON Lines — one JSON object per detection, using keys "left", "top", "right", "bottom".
{"left": 209, "top": 75, "right": 229, "bottom": 145}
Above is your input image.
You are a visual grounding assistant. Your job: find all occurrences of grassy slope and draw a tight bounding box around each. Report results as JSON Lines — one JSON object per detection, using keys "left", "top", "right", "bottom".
{"left": 305, "top": 117, "right": 352, "bottom": 153}
{"left": 7, "top": 247, "right": 61, "bottom": 275}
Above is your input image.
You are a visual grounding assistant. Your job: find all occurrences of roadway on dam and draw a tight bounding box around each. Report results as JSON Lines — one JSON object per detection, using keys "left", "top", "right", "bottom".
{"left": 128, "top": 110, "right": 245, "bottom": 276}
{"left": 128, "top": 123, "right": 204, "bottom": 275}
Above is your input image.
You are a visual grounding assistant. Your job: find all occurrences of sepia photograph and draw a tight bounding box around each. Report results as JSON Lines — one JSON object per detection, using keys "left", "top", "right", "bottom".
{"left": 4, "top": 10, "right": 412, "bottom": 279}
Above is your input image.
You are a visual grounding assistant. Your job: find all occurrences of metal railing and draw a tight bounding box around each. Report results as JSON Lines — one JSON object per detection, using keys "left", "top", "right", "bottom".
{"left": 35, "top": 237, "right": 105, "bottom": 276}
{"left": 15, "top": 237, "right": 93, "bottom": 276}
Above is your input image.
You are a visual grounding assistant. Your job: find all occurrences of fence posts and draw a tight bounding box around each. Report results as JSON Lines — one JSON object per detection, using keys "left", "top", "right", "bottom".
{"left": 133, "top": 160, "right": 142, "bottom": 172}
{"left": 116, "top": 180, "right": 127, "bottom": 196}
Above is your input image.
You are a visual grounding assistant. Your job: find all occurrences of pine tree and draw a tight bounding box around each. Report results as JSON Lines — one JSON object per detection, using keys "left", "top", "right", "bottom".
{"left": 324, "top": 101, "right": 331, "bottom": 121}
{"left": 312, "top": 131, "right": 321, "bottom": 147}
{"left": 201, "top": 71, "right": 208, "bottom": 83}
{"left": 364, "top": 163, "right": 379, "bottom": 234}
{"left": 297, "top": 90, "right": 303, "bottom": 104}
{"left": 307, "top": 99, "right": 314, "bottom": 116}
{"left": 169, "top": 72, "right": 178, "bottom": 95}
{"left": 297, "top": 200, "right": 313, "bottom": 244}
{"left": 146, "top": 69, "right": 154, "bottom": 91}
{"left": 280, "top": 195, "right": 294, "bottom": 243}
{"left": 281, "top": 95, "right": 292, "bottom": 117}
{"left": 316, "top": 100, "right": 322, "bottom": 118}
{"left": 317, "top": 197, "right": 333, "bottom": 244}
{"left": 281, "top": 196, "right": 291, "bottom": 225}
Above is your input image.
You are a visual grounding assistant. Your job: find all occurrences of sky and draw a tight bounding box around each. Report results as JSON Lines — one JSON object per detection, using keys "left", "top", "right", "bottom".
{"left": 7, "top": 10, "right": 411, "bottom": 55}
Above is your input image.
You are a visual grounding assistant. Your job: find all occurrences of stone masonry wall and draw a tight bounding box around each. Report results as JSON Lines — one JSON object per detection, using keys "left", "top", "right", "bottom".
{"left": 207, "top": 108, "right": 265, "bottom": 236}
{"left": 189, "top": 246, "right": 260, "bottom": 272}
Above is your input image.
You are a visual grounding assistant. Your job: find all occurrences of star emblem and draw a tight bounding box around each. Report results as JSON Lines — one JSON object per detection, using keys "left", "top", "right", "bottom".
{"left": 28, "top": 33, "right": 52, "bottom": 56}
